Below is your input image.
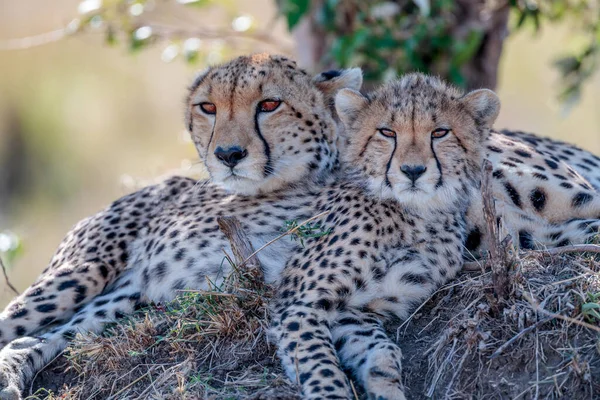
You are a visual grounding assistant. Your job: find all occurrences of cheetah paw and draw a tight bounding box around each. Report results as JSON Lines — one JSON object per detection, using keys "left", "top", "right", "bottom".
{"left": 7, "top": 338, "right": 40, "bottom": 351}
{"left": 365, "top": 367, "right": 406, "bottom": 400}
{"left": 0, "top": 370, "right": 21, "bottom": 400}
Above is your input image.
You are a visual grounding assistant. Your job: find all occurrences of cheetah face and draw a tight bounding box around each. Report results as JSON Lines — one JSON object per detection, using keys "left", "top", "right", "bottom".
{"left": 185, "top": 54, "right": 362, "bottom": 195}
{"left": 337, "top": 73, "right": 500, "bottom": 211}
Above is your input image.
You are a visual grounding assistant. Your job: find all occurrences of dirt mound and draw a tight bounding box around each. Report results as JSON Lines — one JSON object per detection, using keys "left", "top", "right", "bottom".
{"left": 28, "top": 248, "right": 600, "bottom": 399}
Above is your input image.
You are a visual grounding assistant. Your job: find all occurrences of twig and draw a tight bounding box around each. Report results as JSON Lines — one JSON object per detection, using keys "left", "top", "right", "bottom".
{"left": 350, "top": 380, "right": 360, "bottom": 400}
{"left": 107, "top": 370, "right": 152, "bottom": 400}
{"left": 148, "top": 23, "right": 292, "bottom": 51}
{"left": 217, "top": 216, "right": 261, "bottom": 276}
{"left": 489, "top": 316, "right": 554, "bottom": 359}
{"left": 427, "top": 337, "right": 458, "bottom": 397}
{"left": 463, "top": 260, "right": 484, "bottom": 271}
{"left": 536, "top": 244, "right": 600, "bottom": 256}
{"left": 396, "top": 274, "right": 489, "bottom": 339}
{"left": 0, "top": 28, "right": 67, "bottom": 51}
{"left": 235, "top": 211, "right": 330, "bottom": 270}
{"left": 443, "top": 346, "right": 470, "bottom": 399}
{"left": 522, "top": 293, "right": 600, "bottom": 333}
{"left": 0, "top": 255, "right": 19, "bottom": 296}
{"left": 28, "top": 351, "right": 65, "bottom": 396}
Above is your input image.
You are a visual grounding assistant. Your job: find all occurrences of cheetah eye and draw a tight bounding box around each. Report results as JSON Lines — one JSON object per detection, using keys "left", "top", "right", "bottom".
{"left": 196, "top": 102, "right": 216, "bottom": 115}
{"left": 432, "top": 128, "right": 450, "bottom": 139}
{"left": 258, "top": 99, "right": 282, "bottom": 113}
{"left": 378, "top": 128, "right": 396, "bottom": 138}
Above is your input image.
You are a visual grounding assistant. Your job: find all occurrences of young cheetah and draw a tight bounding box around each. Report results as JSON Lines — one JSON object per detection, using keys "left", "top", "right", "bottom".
{"left": 270, "top": 74, "right": 600, "bottom": 399}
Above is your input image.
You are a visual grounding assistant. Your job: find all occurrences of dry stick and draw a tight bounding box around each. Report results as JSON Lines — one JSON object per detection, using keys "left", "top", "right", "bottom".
{"left": 522, "top": 293, "right": 600, "bottom": 333}
{"left": 217, "top": 216, "right": 262, "bottom": 280}
{"left": 217, "top": 217, "right": 260, "bottom": 267}
{"left": 0, "top": 255, "right": 19, "bottom": 295}
{"left": 536, "top": 244, "right": 600, "bottom": 256}
{"left": 481, "top": 159, "right": 509, "bottom": 300}
{"left": 489, "top": 316, "right": 554, "bottom": 359}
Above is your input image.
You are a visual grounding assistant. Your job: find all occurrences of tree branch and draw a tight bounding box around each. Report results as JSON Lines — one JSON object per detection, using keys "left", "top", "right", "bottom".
{"left": 0, "top": 255, "right": 19, "bottom": 296}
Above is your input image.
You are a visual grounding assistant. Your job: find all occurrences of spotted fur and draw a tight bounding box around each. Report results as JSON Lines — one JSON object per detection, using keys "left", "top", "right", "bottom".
{"left": 0, "top": 54, "right": 363, "bottom": 399}
{"left": 269, "top": 74, "right": 498, "bottom": 399}
{"left": 464, "top": 129, "right": 600, "bottom": 256}
{"left": 269, "top": 74, "right": 600, "bottom": 399}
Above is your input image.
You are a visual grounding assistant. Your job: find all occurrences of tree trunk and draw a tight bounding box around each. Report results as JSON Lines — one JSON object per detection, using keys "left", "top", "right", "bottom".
{"left": 293, "top": 0, "right": 510, "bottom": 91}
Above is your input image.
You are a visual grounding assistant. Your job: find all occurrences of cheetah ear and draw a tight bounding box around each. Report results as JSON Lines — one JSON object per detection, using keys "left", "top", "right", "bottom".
{"left": 461, "top": 89, "right": 501, "bottom": 128}
{"left": 313, "top": 68, "right": 363, "bottom": 102}
{"left": 335, "top": 88, "right": 368, "bottom": 129}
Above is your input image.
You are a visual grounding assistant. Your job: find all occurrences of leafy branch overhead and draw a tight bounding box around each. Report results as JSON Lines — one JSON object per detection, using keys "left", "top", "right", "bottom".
{"left": 277, "top": 0, "right": 599, "bottom": 103}
{"left": 7, "top": 0, "right": 599, "bottom": 105}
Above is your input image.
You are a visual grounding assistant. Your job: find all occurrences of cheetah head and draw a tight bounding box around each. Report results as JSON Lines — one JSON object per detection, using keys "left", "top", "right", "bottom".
{"left": 185, "top": 54, "right": 362, "bottom": 195}
{"left": 336, "top": 73, "right": 500, "bottom": 211}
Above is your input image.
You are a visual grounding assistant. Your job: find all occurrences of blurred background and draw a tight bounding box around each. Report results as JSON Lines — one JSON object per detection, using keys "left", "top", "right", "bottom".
{"left": 1, "top": 0, "right": 599, "bottom": 307}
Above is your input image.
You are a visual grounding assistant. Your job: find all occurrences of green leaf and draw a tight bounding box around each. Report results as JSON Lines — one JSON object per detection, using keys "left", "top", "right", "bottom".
{"left": 451, "top": 29, "right": 484, "bottom": 66}
{"left": 180, "top": 0, "right": 213, "bottom": 7}
{"left": 582, "top": 302, "right": 600, "bottom": 311}
{"left": 279, "top": 0, "right": 311, "bottom": 30}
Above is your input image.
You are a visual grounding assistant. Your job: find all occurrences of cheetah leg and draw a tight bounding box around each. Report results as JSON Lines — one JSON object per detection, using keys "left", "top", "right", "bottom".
{"left": 0, "top": 260, "right": 114, "bottom": 349}
{"left": 465, "top": 201, "right": 600, "bottom": 255}
{"left": 0, "top": 176, "right": 195, "bottom": 348}
{"left": 499, "top": 213, "right": 600, "bottom": 250}
{"left": 332, "top": 310, "right": 406, "bottom": 400}
{"left": 0, "top": 274, "right": 144, "bottom": 400}
{"left": 271, "top": 304, "right": 352, "bottom": 399}
{"left": 530, "top": 218, "right": 600, "bottom": 248}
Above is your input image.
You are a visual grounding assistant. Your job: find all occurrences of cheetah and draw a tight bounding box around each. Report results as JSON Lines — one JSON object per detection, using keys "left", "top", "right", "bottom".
{"left": 0, "top": 54, "right": 363, "bottom": 399}
{"left": 463, "top": 129, "right": 600, "bottom": 255}
{"left": 269, "top": 74, "right": 600, "bottom": 399}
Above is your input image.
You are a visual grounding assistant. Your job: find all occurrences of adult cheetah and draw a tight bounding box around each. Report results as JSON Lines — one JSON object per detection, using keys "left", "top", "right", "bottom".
{"left": 269, "top": 74, "right": 600, "bottom": 399}
{"left": 0, "top": 54, "right": 363, "bottom": 399}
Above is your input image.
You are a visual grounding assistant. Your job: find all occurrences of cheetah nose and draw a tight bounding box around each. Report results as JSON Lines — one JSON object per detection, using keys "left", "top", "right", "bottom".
{"left": 214, "top": 146, "right": 248, "bottom": 168}
{"left": 400, "top": 164, "right": 427, "bottom": 183}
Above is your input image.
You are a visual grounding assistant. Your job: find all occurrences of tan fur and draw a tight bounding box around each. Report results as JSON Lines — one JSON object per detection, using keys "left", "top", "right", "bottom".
{"left": 270, "top": 74, "right": 600, "bottom": 400}
{"left": 270, "top": 74, "right": 498, "bottom": 399}
{"left": 185, "top": 54, "right": 361, "bottom": 195}
{"left": 0, "top": 55, "right": 363, "bottom": 400}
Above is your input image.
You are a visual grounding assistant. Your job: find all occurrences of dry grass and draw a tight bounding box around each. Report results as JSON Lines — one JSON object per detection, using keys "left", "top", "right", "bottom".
{"left": 28, "top": 255, "right": 299, "bottom": 400}
{"left": 400, "top": 244, "right": 600, "bottom": 399}
{"left": 29, "top": 244, "right": 600, "bottom": 399}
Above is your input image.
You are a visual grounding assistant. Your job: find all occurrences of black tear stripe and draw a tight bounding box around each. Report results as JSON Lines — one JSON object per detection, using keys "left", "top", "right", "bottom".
{"left": 384, "top": 137, "right": 397, "bottom": 189}
{"left": 430, "top": 139, "right": 444, "bottom": 188}
{"left": 454, "top": 135, "right": 468, "bottom": 153}
{"left": 205, "top": 124, "right": 216, "bottom": 157}
{"left": 254, "top": 110, "right": 272, "bottom": 177}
